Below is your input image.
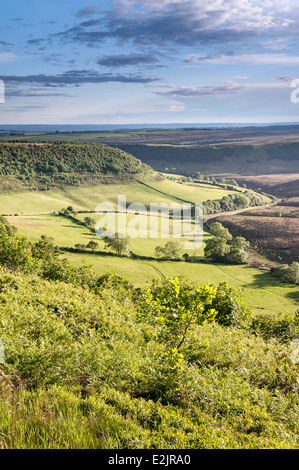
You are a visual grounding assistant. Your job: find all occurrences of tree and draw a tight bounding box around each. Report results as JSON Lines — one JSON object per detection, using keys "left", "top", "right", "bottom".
{"left": 209, "top": 222, "right": 232, "bottom": 240}
{"left": 230, "top": 236, "right": 250, "bottom": 251}
{"left": 226, "top": 248, "right": 248, "bottom": 265}
{"left": 286, "top": 262, "right": 299, "bottom": 284}
{"left": 202, "top": 281, "right": 252, "bottom": 328}
{"left": 155, "top": 245, "right": 165, "bottom": 258}
{"left": 0, "top": 223, "right": 34, "bottom": 273}
{"left": 155, "top": 241, "right": 182, "bottom": 260}
{"left": 74, "top": 243, "right": 86, "bottom": 250}
{"left": 233, "top": 194, "right": 249, "bottom": 208}
{"left": 84, "top": 217, "right": 96, "bottom": 228}
{"left": 272, "top": 262, "right": 299, "bottom": 285}
{"left": 104, "top": 234, "right": 130, "bottom": 256}
{"left": 204, "top": 237, "right": 230, "bottom": 261}
{"left": 138, "top": 277, "right": 217, "bottom": 350}
{"left": 32, "top": 235, "right": 61, "bottom": 260}
{"left": 86, "top": 240, "right": 99, "bottom": 252}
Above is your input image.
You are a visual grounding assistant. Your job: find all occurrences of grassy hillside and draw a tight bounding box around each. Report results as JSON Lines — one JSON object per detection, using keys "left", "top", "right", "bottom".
{"left": 0, "top": 267, "right": 299, "bottom": 449}
{"left": 2, "top": 127, "right": 299, "bottom": 177}
{"left": 0, "top": 179, "right": 240, "bottom": 215}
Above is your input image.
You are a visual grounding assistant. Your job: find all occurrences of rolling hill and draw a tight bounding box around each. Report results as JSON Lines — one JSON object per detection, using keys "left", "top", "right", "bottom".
{"left": 0, "top": 141, "right": 155, "bottom": 191}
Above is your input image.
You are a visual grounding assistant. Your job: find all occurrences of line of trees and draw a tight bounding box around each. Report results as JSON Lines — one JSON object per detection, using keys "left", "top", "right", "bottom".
{"left": 203, "top": 191, "right": 264, "bottom": 216}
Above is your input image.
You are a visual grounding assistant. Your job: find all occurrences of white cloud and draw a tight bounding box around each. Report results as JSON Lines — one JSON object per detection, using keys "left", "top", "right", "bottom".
{"left": 0, "top": 53, "right": 16, "bottom": 63}
{"left": 184, "top": 53, "right": 299, "bottom": 65}
{"left": 150, "top": 80, "right": 244, "bottom": 98}
{"left": 115, "top": 0, "right": 293, "bottom": 31}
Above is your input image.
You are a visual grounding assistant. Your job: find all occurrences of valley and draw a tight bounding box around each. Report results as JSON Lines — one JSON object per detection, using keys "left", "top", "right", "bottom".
{"left": 0, "top": 130, "right": 298, "bottom": 449}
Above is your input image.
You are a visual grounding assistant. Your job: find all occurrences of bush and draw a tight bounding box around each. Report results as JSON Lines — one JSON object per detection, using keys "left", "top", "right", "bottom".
{"left": 250, "top": 311, "right": 299, "bottom": 343}
{"left": 204, "top": 282, "right": 252, "bottom": 328}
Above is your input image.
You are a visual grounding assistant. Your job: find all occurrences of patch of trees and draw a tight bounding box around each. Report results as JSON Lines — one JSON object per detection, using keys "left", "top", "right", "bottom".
{"left": 270, "top": 262, "right": 299, "bottom": 285}
{"left": 0, "top": 142, "right": 152, "bottom": 188}
{"left": 203, "top": 191, "right": 264, "bottom": 215}
{"left": 204, "top": 221, "right": 250, "bottom": 264}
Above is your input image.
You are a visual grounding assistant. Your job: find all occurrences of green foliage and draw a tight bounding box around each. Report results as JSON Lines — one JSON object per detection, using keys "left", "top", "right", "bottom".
{"left": 250, "top": 311, "right": 299, "bottom": 343}
{"left": 104, "top": 234, "right": 131, "bottom": 257}
{"left": 0, "top": 222, "right": 35, "bottom": 273}
{"left": 204, "top": 282, "right": 252, "bottom": 328}
{"left": 86, "top": 240, "right": 99, "bottom": 252}
{"left": 155, "top": 241, "right": 182, "bottom": 260}
{"left": 31, "top": 235, "right": 61, "bottom": 260}
{"left": 0, "top": 142, "right": 153, "bottom": 189}
{"left": 137, "top": 277, "right": 217, "bottom": 350}
{"left": 204, "top": 237, "right": 231, "bottom": 261}
{"left": 0, "top": 216, "right": 98, "bottom": 289}
{"left": 205, "top": 223, "right": 250, "bottom": 264}
{"left": 210, "top": 221, "right": 232, "bottom": 240}
{"left": 271, "top": 262, "right": 299, "bottom": 285}
{"left": 84, "top": 217, "right": 96, "bottom": 228}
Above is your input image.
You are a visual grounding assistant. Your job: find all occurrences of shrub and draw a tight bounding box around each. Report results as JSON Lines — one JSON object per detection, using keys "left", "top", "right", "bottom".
{"left": 250, "top": 311, "right": 299, "bottom": 343}
{"left": 203, "top": 282, "right": 252, "bottom": 328}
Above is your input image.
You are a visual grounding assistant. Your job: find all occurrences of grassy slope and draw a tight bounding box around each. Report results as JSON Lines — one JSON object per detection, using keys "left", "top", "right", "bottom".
{"left": 3, "top": 179, "right": 297, "bottom": 316}
{"left": 1, "top": 267, "right": 299, "bottom": 449}
{"left": 0, "top": 179, "right": 239, "bottom": 215}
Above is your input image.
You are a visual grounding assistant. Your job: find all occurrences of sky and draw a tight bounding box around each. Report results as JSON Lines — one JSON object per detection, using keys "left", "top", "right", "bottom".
{"left": 0, "top": 0, "right": 299, "bottom": 125}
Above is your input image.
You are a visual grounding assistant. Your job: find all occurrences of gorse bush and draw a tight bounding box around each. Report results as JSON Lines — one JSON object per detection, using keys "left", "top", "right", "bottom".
{"left": 250, "top": 311, "right": 299, "bottom": 343}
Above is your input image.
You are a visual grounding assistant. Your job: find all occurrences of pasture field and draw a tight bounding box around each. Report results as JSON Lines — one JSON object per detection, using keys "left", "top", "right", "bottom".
{"left": 3, "top": 178, "right": 298, "bottom": 317}
{"left": 64, "top": 251, "right": 299, "bottom": 315}
{"left": 0, "top": 179, "right": 238, "bottom": 215}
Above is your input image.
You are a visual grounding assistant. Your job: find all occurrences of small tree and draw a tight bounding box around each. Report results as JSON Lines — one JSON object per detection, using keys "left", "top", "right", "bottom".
{"left": 204, "top": 237, "right": 230, "bottom": 262}
{"left": 86, "top": 240, "right": 99, "bottom": 252}
{"left": 75, "top": 243, "right": 86, "bottom": 250}
{"left": 84, "top": 217, "right": 96, "bottom": 228}
{"left": 104, "top": 234, "right": 130, "bottom": 256}
{"left": 155, "top": 241, "right": 182, "bottom": 260}
{"left": 32, "top": 235, "right": 61, "bottom": 260}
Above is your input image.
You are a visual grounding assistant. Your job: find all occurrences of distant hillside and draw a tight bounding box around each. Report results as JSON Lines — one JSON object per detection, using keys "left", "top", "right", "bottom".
{"left": 112, "top": 142, "right": 299, "bottom": 176}
{"left": 0, "top": 142, "right": 155, "bottom": 191}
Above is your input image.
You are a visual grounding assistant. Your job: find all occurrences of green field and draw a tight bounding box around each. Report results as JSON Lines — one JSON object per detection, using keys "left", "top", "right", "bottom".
{"left": 10, "top": 210, "right": 298, "bottom": 317}
{"left": 0, "top": 178, "right": 241, "bottom": 215}
{"left": 3, "top": 178, "right": 297, "bottom": 317}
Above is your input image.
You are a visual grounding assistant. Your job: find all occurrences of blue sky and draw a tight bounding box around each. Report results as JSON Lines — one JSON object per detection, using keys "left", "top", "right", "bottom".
{"left": 0, "top": 0, "right": 299, "bottom": 124}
